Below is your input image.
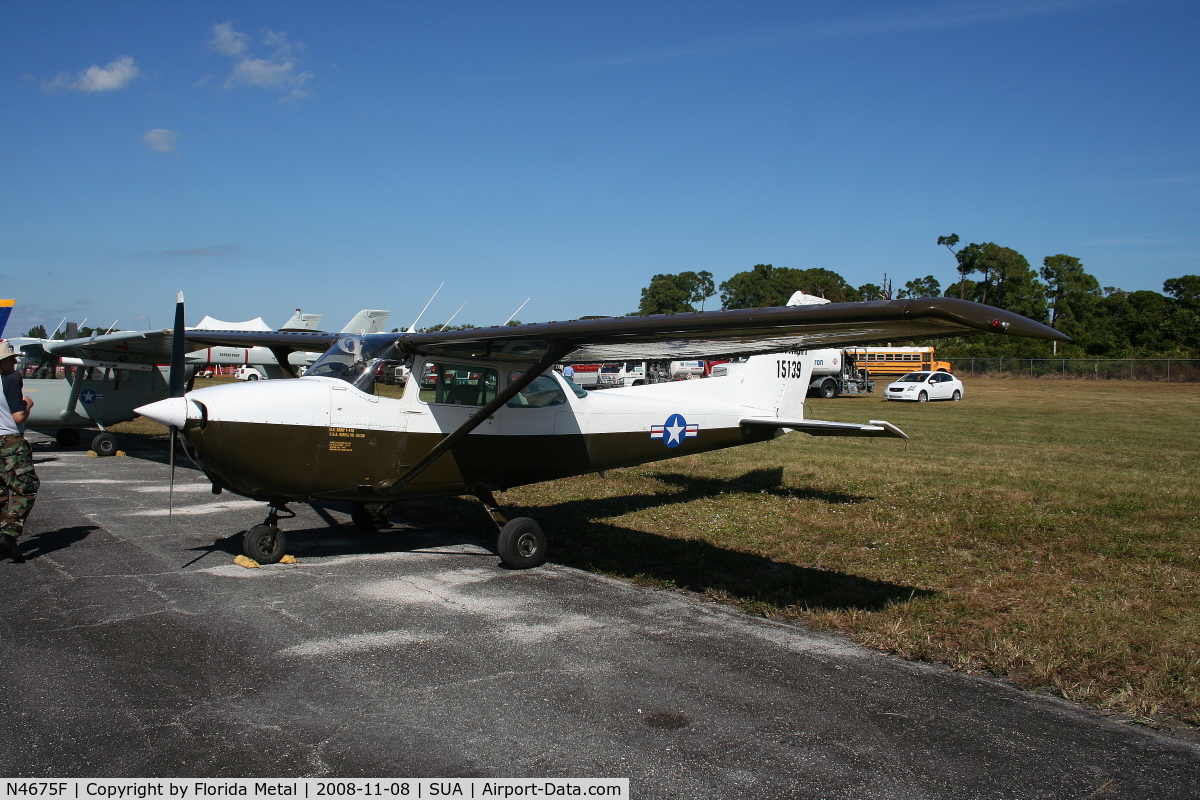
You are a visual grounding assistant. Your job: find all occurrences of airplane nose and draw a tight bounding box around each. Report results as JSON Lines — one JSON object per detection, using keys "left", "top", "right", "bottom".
{"left": 136, "top": 397, "right": 191, "bottom": 429}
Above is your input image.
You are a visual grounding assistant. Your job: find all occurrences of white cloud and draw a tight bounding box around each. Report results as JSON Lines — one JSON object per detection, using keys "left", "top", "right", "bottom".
{"left": 142, "top": 129, "right": 179, "bottom": 153}
{"left": 207, "top": 22, "right": 312, "bottom": 102}
{"left": 43, "top": 55, "right": 140, "bottom": 93}
{"left": 209, "top": 22, "right": 250, "bottom": 57}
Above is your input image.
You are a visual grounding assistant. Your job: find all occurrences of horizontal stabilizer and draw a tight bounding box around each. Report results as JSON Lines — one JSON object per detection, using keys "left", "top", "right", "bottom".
{"left": 742, "top": 417, "right": 909, "bottom": 440}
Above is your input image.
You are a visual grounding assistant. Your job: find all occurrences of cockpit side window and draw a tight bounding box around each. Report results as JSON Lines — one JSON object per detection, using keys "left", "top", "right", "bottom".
{"left": 506, "top": 371, "right": 567, "bottom": 408}
{"left": 419, "top": 362, "right": 499, "bottom": 406}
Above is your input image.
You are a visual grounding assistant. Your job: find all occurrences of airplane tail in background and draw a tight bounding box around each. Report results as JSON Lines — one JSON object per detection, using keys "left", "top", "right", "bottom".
{"left": 341, "top": 309, "right": 391, "bottom": 335}
{"left": 279, "top": 309, "right": 324, "bottom": 331}
{"left": 0, "top": 300, "right": 14, "bottom": 338}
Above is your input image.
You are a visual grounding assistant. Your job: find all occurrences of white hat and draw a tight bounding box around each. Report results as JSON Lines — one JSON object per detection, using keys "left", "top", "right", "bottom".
{"left": 0, "top": 340, "right": 17, "bottom": 360}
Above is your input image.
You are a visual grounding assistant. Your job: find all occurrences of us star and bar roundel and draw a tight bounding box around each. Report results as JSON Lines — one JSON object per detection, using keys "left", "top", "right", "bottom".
{"left": 650, "top": 413, "right": 699, "bottom": 448}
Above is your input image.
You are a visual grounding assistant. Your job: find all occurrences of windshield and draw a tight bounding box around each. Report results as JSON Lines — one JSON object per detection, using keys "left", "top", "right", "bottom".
{"left": 306, "top": 334, "right": 406, "bottom": 391}
{"left": 896, "top": 372, "right": 931, "bottom": 383}
{"left": 561, "top": 373, "right": 587, "bottom": 398}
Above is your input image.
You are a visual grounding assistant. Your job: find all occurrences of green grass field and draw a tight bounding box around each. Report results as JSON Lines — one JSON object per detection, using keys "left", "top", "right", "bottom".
{"left": 116, "top": 377, "right": 1200, "bottom": 726}
{"left": 501, "top": 378, "right": 1200, "bottom": 727}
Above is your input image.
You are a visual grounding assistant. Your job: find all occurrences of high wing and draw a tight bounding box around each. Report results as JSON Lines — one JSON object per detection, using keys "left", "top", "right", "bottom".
{"left": 52, "top": 297, "right": 1064, "bottom": 367}
{"left": 41, "top": 307, "right": 394, "bottom": 365}
{"left": 392, "top": 297, "right": 1067, "bottom": 362}
{"left": 40, "top": 328, "right": 341, "bottom": 365}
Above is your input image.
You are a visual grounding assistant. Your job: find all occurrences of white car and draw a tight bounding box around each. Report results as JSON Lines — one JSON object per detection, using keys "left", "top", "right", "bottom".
{"left": 884, "top": 371, "right": 963, "bottom": 402}
{"left": 234, "top": 366, "right": 265, "bottom": 381}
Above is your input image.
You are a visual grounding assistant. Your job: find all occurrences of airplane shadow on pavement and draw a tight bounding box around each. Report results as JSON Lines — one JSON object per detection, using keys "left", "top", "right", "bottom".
{"left": 179, "top": 500, "right": 495, "bottom": 570}
{"left": 168, "top": 459, "right": 930, "bottom": 613}
{"left": 398, "top": 467, "right": 933, "bottom": 613}
{"left": 524, "top": 468, "right": 931, "bottom": 613}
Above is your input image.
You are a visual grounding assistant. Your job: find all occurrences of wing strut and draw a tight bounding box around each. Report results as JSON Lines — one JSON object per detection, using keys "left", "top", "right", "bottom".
{"left": 269, "top": 347, "right": 298, "bottom": 378}
{"left": 387, "top": 341, "right": 574, "bottom": 494}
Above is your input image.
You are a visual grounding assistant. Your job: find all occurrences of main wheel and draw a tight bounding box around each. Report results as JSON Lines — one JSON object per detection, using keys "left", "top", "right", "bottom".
{"left": 92, "top": 432, "right": 118, "bottom": 456}
{"left": 917, "top": 391, "right": 928, "bottom": 403}
{"left": 820, "top": 380, "right": 838, "bottom": 399}
{"left": 351, "top": 502, "right": 392, "bottom": 531}
{"left": 243, "top": 524, "right": 286, "bottom": 564}
{"left": 497, "top": 517, "right": 547, "bottom": 569}
{"left": 952, "top": 390, "right": 962, "bottom": 401}
{"left": 56, "top": 428, "right": 80, "bottom": 447}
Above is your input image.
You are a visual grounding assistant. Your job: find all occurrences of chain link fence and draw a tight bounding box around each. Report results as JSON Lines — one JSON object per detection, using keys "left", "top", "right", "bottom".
{"left": 952, "top": 358, "right": 1200, "bottom": 382}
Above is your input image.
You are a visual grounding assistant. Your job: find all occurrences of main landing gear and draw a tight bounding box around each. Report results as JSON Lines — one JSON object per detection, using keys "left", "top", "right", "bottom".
{"left": 240, "top": 495, "right": 549, "bottom": 570}
{"left": 474, "top": 488, "right": 548, "bottom": 570}
{"left": 242, "top": 505, "right": 295, "bottom": 564}
{"left": 55, "top": 428, "right": 119, "bottom": 456}
{"left": 351, "top": 502, "right": 393, "bottom": 531}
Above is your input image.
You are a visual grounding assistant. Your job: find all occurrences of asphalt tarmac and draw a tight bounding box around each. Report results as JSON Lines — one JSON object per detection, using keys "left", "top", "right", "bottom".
{"left": 1, "top": 432, "right": 1198, "bottom": 799}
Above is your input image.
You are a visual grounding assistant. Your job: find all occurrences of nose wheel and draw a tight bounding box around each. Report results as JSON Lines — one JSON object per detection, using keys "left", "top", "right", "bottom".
{"left": 242, "top": 505, "right": 294, "bottom": 564}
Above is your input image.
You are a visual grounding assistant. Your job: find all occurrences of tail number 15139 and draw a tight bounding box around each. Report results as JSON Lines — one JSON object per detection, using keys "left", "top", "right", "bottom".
{"left": 776, "top": 359, "right": 803, "bottom": 379}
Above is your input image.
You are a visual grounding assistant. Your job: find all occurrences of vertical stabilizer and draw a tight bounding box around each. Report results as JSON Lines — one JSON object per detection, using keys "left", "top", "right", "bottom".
{"left": 279, "top": 309, "right": 324, "bottom": 331}
{"left": 730, "top": 353, "right": 813, "bottom": 418}
{"left": 0, "top": 300, "right": 13, "bottom": 338}
{"left": 340, "top": 309, "right": 392, "bottom": 335}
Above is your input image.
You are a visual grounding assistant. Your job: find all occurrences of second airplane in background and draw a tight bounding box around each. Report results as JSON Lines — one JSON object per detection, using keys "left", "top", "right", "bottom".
{"left": 16, "top": 308, "right": 391, "bottom": 454}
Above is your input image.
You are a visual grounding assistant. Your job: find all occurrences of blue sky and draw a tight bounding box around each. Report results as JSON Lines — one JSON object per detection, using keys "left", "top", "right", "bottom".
{"left": 2, "top": 0, "right": 1197, "bottom": 335}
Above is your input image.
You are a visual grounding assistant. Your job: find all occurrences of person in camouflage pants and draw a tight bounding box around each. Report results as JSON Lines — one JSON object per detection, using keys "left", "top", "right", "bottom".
{"left": 0, "top": 340, "right": 36, "bottom": 562}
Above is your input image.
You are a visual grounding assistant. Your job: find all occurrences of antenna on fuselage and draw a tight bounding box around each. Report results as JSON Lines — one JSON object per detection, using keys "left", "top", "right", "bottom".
{"left": 504, "top": 298, "right": 530, "bottom": 326}
{"left": 406, "top": 283, "right": 444, "bottom": 333}
{"left": 48, "top": 317, "right": 66, "bottom": 340}
{"left": 438, "top": 302, "right": 467, "bottom": 331}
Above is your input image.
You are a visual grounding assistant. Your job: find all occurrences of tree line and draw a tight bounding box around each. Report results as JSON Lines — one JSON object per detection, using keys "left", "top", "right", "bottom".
{"left": 635, "top": 237, "right": 1200, "bottom": 358}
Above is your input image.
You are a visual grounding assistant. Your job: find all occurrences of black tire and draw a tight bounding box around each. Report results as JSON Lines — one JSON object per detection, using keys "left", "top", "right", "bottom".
{"left": 952, "top": 390, "right": 962, "bottom": 401}
{"left": 917, "top": 391, "right": 928, "bottom": 403}
{"left": 56, "top": 428, "right": 80, "bottom": 447}
{"left": 351, "top": 502, "right": 392, "bottom": 531}
{"left": 92, "top": 432, "right": 118, "bottom": 456}
{"left": 243, "top": 524, "right": 286, "bottom": 564}
{"left": 247, "top": 373, "right": 259, "bottom": 381}
{"left": 497, "top": 517, "right": 547, "bottom": 569}
{"left": 820, "top": 380, "right": 838, "bottom": 399}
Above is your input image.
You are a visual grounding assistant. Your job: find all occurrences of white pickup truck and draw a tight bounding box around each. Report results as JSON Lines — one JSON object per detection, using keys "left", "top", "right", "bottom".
{"left": 234, "top": 365, "right": 267, "bottom": 381}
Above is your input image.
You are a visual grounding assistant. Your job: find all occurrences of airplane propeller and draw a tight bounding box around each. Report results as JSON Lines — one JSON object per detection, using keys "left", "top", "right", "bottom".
{"left": 169, "top": 291, "right": 186, "bottom": 398}
{"left": 167, "top": 291, "right": 186, "bottom": 522}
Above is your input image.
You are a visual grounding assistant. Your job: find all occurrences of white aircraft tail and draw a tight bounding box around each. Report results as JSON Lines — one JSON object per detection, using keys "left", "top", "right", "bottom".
{"left": 341, "top": 309, "right": 392, "bottom": 335}
{"left": 279, "top": 309, "right": 324, "bottom": 331}
{"left": 725, "top": 353, "right": 813, "bottom": 418}
{"left": 614, "top": 353, "right": 813, "bottom": 419}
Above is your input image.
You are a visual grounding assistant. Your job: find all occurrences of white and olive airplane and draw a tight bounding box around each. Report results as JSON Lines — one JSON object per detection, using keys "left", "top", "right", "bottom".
{"left": 16, "top": 308, "right": 390, "bottom": 454}
{"left": 137, "top": 294, "right": 1067, "bottom": 569}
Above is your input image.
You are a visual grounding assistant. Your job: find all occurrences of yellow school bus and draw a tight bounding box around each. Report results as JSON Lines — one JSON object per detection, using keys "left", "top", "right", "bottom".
{"left": 846, "top": 346, "right": 953, "bottom": 378}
